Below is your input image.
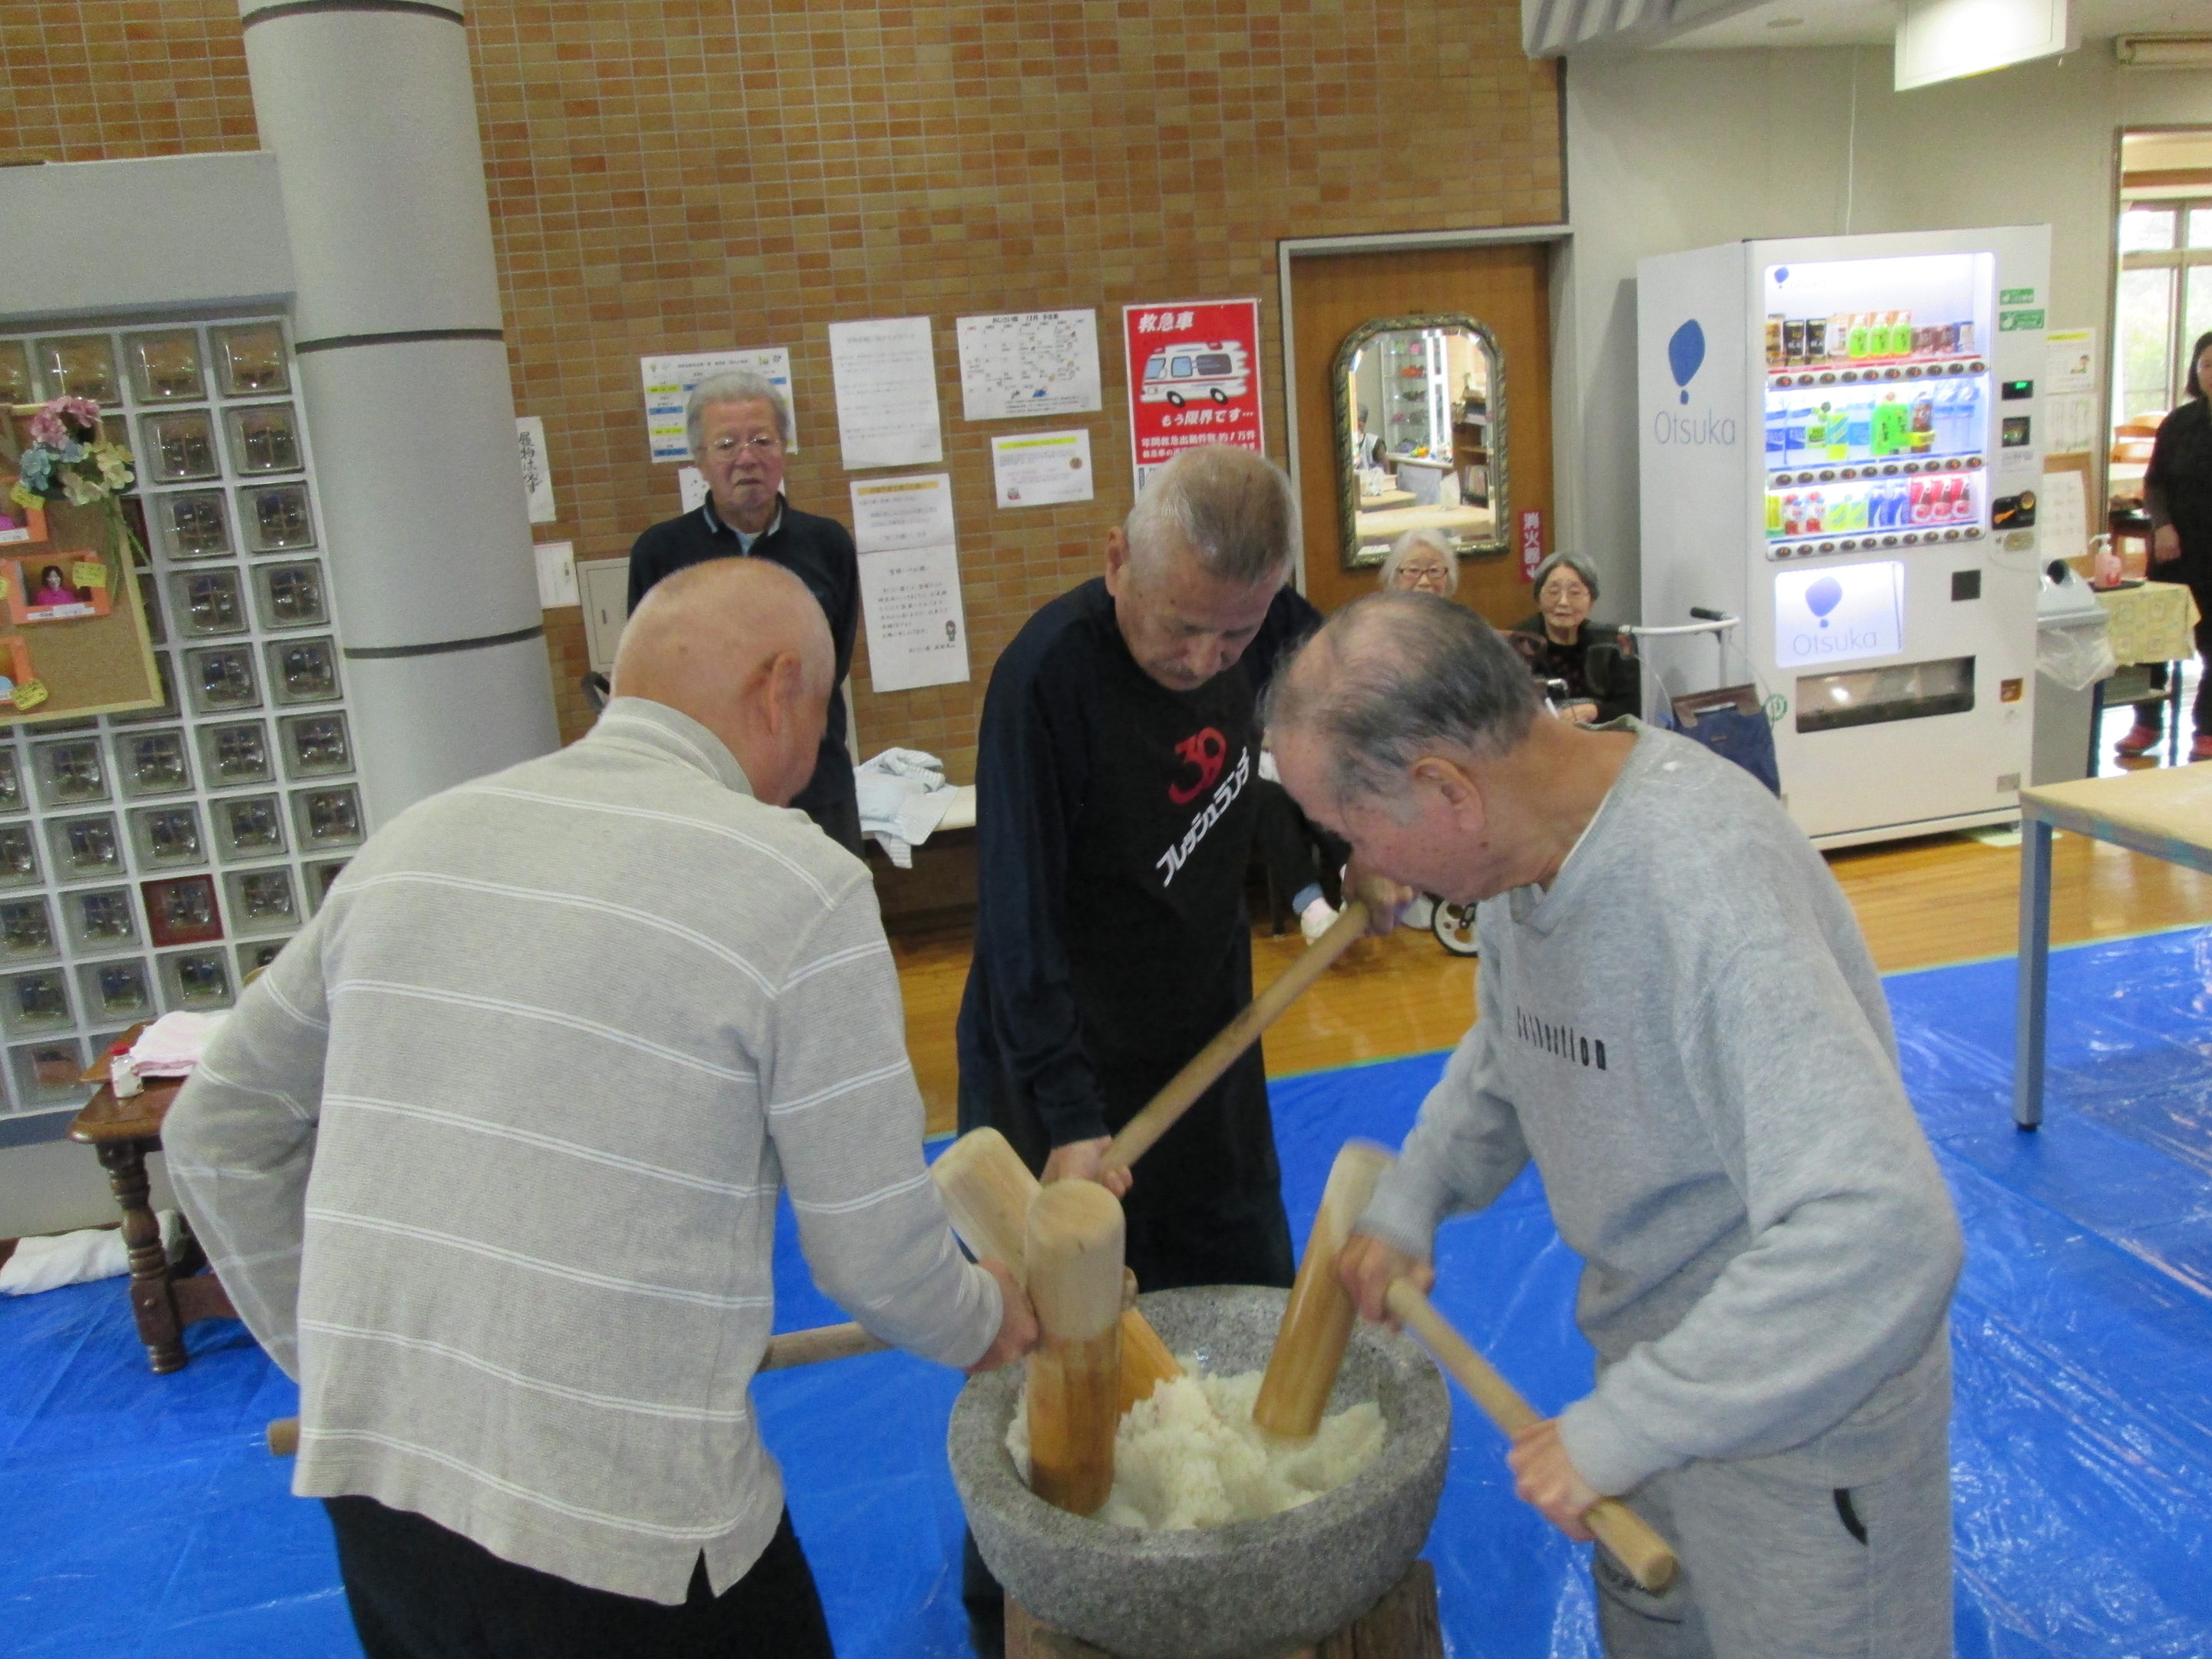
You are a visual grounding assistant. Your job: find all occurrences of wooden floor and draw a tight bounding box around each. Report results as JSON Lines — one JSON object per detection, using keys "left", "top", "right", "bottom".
{"left": 894, "top": 825, "right": 2212, "bottom": 1136}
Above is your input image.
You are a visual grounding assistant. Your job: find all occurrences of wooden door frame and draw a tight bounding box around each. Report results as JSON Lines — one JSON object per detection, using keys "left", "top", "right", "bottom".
{"left": 1276, "top": 225, "right": 1572, "bottom": 594}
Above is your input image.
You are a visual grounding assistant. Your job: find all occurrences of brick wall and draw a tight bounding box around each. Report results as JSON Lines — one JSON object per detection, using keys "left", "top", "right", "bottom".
{"left": 2, "top": 1, "right": 1563, "bottom": 774}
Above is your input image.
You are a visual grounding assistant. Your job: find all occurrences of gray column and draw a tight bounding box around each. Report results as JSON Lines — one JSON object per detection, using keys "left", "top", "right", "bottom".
{"left": 239, "top": 0, "right": 557, "bottom": 824}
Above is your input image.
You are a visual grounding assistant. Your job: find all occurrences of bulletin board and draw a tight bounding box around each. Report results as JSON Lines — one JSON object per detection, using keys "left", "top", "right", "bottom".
{"left": 0, "top": 408, "right": 163, "bottom": 724}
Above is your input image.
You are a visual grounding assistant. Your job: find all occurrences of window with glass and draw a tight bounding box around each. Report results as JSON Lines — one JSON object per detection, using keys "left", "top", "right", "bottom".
{"left": 2114, "top": 197, "right": 2212, "bottom": 423}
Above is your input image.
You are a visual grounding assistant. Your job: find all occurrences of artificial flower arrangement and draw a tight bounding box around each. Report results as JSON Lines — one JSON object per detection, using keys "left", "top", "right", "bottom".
{"left": 7, "top": 394, "right": 141, "bottom": 571}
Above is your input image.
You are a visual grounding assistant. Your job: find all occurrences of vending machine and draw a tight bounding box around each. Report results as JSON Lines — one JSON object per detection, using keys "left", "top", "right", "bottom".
{"left": 1637, "top": 227, "right": 2050, "bottom": 847}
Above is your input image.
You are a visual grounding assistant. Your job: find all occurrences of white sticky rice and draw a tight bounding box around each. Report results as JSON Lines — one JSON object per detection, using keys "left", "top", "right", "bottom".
{"left": 1005, "top": 1359, "right": 1385, "bottom": 1530}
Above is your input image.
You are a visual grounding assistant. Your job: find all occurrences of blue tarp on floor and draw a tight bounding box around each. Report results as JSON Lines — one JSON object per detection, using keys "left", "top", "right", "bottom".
{"left": 4, "top": 926, "right": 2209, "bottom": 1656}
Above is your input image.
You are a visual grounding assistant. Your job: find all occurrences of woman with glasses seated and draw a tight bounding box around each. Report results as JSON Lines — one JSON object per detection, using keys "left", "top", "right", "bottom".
{"left": 1511, "top": 552, "right": 1640, "bottom": 726}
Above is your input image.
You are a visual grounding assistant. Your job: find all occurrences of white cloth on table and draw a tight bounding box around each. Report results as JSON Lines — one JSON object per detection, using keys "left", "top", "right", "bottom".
{"left": 855, "top": 747, "right": 958, "bottom": 867}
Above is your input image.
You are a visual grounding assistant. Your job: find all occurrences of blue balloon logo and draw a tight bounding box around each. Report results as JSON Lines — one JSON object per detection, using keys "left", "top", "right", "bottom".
{"left": 1806, "top": 575, "right": 1843, "bottom": 628}
{"left": 1667, "top": 320, "right": 1705, "bottom": 405}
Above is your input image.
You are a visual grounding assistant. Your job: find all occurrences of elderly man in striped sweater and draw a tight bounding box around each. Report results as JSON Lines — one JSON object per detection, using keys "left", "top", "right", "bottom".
{"left": 167, "top": 558, "right": 1035, "bottom": 1659}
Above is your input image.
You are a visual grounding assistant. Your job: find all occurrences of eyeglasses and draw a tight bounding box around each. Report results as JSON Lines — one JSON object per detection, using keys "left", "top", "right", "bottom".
{"left": 707, "top": 434, "right": 783, "bottom": 456}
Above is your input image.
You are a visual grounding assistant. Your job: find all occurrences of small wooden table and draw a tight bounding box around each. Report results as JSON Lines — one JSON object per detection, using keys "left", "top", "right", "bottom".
{"left": 1007, "top": 1561, "right": 1442, "bottom": 1658}
{"left": 2014, "top": 766, "right": 2212, "bottom": 1128}
{"left": 67, "top": 1025, "right": 236, "bottom": 1372}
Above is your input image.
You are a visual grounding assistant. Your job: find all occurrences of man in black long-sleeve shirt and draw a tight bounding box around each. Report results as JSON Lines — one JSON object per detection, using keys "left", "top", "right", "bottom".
{"left": 954, "top": 442, "right": 1319, "bottom": 1655}
{"left": 628, "top": 371, "right": 863, "bottom": 852}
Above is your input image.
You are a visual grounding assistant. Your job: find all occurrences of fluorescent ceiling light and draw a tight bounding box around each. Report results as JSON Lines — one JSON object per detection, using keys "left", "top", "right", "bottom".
{"left": 1895, "top": 0, "right": 2078, "bottom": 90}
{"left": 2115, "top": 34, "right": 2212, "bottom": 67}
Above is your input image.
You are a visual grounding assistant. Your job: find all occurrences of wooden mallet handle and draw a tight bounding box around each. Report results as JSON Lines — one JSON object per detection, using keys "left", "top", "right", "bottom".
{"left": 1384, "top": 1280, "right": 1677, "bottom": 1594}
{"left": 266, "top": 1320, "right": 892, "bottom": 1457}
{"left": 1103, "top": 899, "right": 1371, "bottom": 1175}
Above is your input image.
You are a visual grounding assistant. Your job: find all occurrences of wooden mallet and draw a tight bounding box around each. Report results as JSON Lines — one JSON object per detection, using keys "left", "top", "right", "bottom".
{"left": 265, "top": 1319, "right": 893, "bottom": 1456}
{"left": 1251, "top": 1139, "right": 1396, "bottom": 1439}
{"left": 1384, "top": 1280, "right": 1677, "bottom": 1594}
{"left": 932, "top": 1127, "right": 1182, "bottom": 1413}
{"left": 1022, "top": 1178, "right": 1127, "bottom": 1516}
{"left": 1101, "top": 899, "right": 1373, "bottom": 1179}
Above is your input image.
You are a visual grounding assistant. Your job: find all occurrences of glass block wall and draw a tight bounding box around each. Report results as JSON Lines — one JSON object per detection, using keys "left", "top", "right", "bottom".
{"left": 0, "top": 318, "right": 357, "bottom": 1120}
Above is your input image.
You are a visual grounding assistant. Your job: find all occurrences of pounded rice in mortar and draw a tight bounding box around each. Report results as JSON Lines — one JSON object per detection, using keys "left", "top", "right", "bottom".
{"left": 1005, "top": 1359, "right": 1385, "bottom": 1530}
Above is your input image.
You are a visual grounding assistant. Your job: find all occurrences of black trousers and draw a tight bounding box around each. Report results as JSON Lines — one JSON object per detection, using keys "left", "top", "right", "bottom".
{"left": 325, "top": 1496, "right": 835, "bottom": 1659}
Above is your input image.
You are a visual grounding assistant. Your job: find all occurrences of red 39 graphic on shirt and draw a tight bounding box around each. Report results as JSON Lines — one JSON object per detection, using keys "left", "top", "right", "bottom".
{"left": 1168, "top": 727, "right": 1229, "bottom": 804}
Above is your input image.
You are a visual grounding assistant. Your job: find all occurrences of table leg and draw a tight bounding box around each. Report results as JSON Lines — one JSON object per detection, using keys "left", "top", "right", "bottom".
{"left": 2086, "top": 677, "right": 2104, "bottom": 780}
{"left": 2014, "top": 816, "right": 2054, "bottom": 1131}
{"left": 96, "top": 1137, "right": 188, "bottom": 1373}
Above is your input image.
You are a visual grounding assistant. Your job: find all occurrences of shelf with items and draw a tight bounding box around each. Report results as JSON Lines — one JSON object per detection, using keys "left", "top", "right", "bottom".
{"left": 1770, "top": 453, "right": 1984, "bottom": 487}
{"left": 0, "top": 316, "right": 360, "bottom": 1120}
{"left": 1764, "top": 470, "right": 1985, "bottom": 561}
{"left": 1769, "top": 357, "right": 1986, "bottom": 389}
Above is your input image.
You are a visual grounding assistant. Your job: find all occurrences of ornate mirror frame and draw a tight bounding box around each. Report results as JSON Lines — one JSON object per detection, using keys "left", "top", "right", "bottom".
{"left": 1330, "top": 312, "right": 1507, "bottom": 571}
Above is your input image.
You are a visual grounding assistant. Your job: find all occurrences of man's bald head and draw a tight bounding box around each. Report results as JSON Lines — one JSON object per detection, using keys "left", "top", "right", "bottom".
{"left": 613, "top": 558, "right": 834, "bottom": 806}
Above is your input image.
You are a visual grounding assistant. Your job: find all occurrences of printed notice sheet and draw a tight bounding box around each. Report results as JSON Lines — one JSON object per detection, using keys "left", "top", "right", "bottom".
{"left": 850, "top": 473, "right": 969, "bottom": 693}
{"left": 829, "top": 317, "right": 943, "bottom": 470}
{"left": 956, "top": 310, "right": 1103, "bottom": 422}
{"left": 639, "top": 348, "right": 795, "bottom": 464}
{"left": 990, "top": 429, "right": 1094, "bottom": 508}
{"left": 678, "top": 466, "right": 709, "bottom": 513}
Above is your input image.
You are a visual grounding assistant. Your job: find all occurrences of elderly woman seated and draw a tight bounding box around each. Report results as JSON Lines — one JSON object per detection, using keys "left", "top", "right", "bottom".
{"left": 1510, "top": 551, "right": 1641, "bottom": 725}
{"left": 1378, "top": 527, "right": 1457, "bottom": 597}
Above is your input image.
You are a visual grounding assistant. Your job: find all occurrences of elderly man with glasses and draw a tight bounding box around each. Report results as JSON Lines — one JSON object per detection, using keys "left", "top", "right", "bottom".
{"left": 628, "top": 369, "right": 863, "bottom": 852}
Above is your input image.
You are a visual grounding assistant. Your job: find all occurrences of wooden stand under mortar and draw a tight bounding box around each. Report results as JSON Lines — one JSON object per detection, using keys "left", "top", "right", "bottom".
{"left": 1007, "top": 1560, "right": 1443, "bottom": 1659}
{"left": 1024, "top": 1180, "right": 1127, "bottom": 1516}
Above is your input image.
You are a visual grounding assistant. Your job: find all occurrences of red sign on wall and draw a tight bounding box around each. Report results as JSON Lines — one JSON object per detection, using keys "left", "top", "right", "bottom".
{"left": 1520, "top": 508, "right": 1545, "bottom": 581}
{"left": 1122, "top": 300, "right": 1265, "bottom": 492}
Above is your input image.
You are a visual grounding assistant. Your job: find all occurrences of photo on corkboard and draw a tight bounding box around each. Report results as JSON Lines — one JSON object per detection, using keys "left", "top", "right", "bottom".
{"left": 0, "top": 638, "right": 35, "bottom": 711}
{"left": 0, "top": 491, "right": 47, "bottom": 549}
{"left": 2, "top": 555, "right": 111, "bottom": 624}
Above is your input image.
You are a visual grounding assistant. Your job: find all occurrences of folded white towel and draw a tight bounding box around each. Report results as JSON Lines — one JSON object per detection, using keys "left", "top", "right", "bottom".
{"left": 128, "top": 1011, "right": 230, "bottom": 1078}
{"left": 0, "top": 1210, "right": 183, "bottom": 1295}
{"left": 855, "top": 747, "right": 957, "bottom": 864}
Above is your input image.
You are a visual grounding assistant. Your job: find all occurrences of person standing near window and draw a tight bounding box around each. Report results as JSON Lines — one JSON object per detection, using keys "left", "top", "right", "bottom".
{"left": 2129, "top": 329, "right": 2212, "bottom": 763}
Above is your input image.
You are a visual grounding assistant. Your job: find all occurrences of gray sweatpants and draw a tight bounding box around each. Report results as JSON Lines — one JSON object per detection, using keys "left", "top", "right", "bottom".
{"left": 1591, "top": 1387, "right": 1953, "bottom": 1659}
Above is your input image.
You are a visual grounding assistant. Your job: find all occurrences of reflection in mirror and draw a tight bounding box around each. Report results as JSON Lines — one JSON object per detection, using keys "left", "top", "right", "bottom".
{"left": 1332, "top": 314, "right": 1503, "bottom": 570}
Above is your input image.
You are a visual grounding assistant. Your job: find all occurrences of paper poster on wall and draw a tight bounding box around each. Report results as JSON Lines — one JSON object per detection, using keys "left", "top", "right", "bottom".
{"left": 830, "top": 318, "right": 943, "bottom": 470}
{"left": 533, "top": 541, "right": 578, "bottom": 608}
{"left": 2038, "top": 469, "right": 2088, "bottom": 559}
{"left": 956, "top": 310, "right": 1103, "bottom": 422}
{"left": 679, "top": 466, "right": 709, "bottom": 513}
{"left": 516, "top": 416, "right": 558, "bottom": 522}
{"left": 639, "top": 348, "right": 796, "bottom": 464}
{"left": 990, "top": 430, "right": 1094, "bottom": 508}
{"left": 1122, "top": 299, "right": 1264, "bottom": 493}
{"left": 2045, "top": 329, "right": 2095, "bottom": 396}
{"left": 849, "top": 473, "right": 969, "bottom": 693}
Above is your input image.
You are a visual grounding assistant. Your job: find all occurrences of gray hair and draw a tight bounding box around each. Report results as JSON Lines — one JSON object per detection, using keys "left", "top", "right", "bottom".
{"left": 1379, "top": 528, "right": 1459, "bottom": 595}
{"left": 1124, "top": 444, "right": 1299, "bottom": 587}
{"left": 1531, "top": 551, "right": 1599, "bottom": 603}
{"left": 1263, "top": 591, "right": 1540, "bottom": 810}
{"left": 686, "top": 370, "right": 791, "bottom": 455}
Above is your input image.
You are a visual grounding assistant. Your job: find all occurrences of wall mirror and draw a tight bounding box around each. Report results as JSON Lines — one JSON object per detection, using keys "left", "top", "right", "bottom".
{"left": 1331, "top": 313, "right": 1505, "bottom": 569}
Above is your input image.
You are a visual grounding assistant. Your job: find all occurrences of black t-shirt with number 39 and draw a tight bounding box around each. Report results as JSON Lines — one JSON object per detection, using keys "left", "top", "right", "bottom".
{"left": 955, "top": 577, "right": 1320, "bottom": 1225}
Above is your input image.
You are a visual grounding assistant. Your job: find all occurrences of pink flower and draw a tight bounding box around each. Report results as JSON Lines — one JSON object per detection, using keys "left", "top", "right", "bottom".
{"left": 27, "top": 411, "right": 67, "bottom": 448}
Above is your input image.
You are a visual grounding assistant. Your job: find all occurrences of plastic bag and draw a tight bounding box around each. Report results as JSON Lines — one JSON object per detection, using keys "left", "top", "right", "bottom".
{"left": 2037, "top": 618, "right": 2117, "bottom": 693}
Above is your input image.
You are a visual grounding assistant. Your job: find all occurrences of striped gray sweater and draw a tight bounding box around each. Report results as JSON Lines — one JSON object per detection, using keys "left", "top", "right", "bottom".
{"left": 165, "top": 697, "right": 1000, "bottom": 1603}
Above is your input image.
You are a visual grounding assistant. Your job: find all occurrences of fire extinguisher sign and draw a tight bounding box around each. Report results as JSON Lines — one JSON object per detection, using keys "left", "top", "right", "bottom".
{"left": 1123, "top": 300, "right": 1265, "bottom": 493}
{"left": 1520, "top": 509, "right": 1544, "bottom": 581}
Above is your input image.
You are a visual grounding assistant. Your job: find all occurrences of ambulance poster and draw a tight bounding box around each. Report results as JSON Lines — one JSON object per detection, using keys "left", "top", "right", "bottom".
{"left": 1122, "top": 300, "right": 1265, "bottom": 492}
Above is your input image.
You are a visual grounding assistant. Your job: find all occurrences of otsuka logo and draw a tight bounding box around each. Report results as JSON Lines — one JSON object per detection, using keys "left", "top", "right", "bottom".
{"left": 1652, "top": 316, "right": 1738, "bottom": 446}
{"left": 1168, "top": 727, "right": 1228, "bottom": 804}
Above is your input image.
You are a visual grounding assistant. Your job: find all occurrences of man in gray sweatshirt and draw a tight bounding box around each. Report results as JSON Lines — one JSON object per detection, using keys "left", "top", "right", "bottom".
{"left": 1267, "top": 593, "right": 1962, "bottom": 1659}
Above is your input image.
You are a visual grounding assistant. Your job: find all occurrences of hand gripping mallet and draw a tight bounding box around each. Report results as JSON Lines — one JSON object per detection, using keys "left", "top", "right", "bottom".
{"left": 266, "top": 1320, "right": 892, "bottom": 1455}
{"left": 1383, "top": 1280, "right": 1678, "bottom": 1593}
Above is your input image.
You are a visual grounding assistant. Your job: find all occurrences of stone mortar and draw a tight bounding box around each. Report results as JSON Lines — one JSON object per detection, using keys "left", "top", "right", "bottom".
{"left": 949, "top": 1285, "right": 1450, "bottom": 1659}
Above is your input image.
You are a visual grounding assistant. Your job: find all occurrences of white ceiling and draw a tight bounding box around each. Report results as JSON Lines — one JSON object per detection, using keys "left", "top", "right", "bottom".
{"left": 1654, "top": 0, "right": 2212, "bottom": 50}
